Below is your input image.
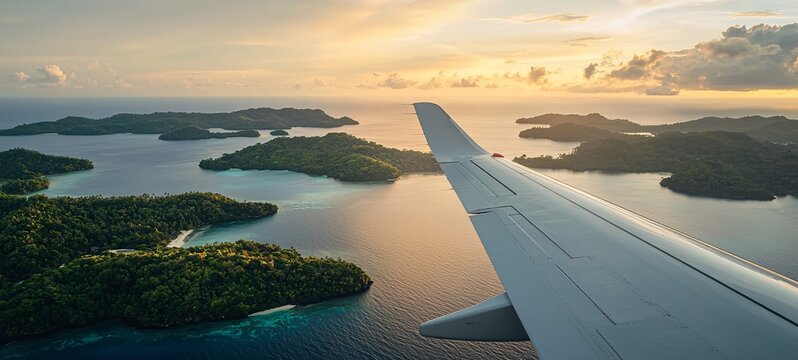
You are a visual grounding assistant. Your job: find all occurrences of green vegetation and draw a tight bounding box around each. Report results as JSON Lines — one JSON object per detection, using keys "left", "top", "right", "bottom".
{"left": 519, "top": 123, "right": 645, "bottom": 142}
{"left": 270, "top": 129, "right": 289, "bottom": 136}
{"left": 0, "top": 177, "right": 49, "bottom": 195}
{"left": 0, "top": 108, "right": 359, "bottom": 136}
{"left": 649, "top": 115, "right": 798, "bottom": 143}
{"left": 0, "top": 148, "right": 93, "bottom": 195}
{"left": 517, "top": 113, "right": 641, "bottom": 133}
{"left": 0, "top": 192, "right": 277, "bottom": 282}
{"left": 200, "top": 133, "right": 440, "bottom": 181}
{"left": 0, "top": 148, "right": 93, "bottom": 181}
{"left": 515, "top": 132, "right": 798, "bottom": 200}
{"left": 517, "top": 113, "right": 798, "bottom": 143}
{"left": 158, "top": 126, "right": 260, "bottom": 140}
{"left": 0, "top": 240, "right": 371, "bottom": 343}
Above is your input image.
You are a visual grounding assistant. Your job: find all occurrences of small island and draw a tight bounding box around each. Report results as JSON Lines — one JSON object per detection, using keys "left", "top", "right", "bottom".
{"left": 514, "top": 132, "right": 798, "bottom": 200}
{"left": 0, "top": 107, "right": 359, "bottom": 136}
{"left": 517, "top": 113, "right": 798, "bottom": 143}
{"left": 270, "top": 129, "right": 289, "bottom": 136}
{"left": 0, "top": 192, "right": 371, "bottom": 343}
{"left": 519, "top": 123, "right": 645, "bottom": 142}
{"left": 0, "top": 148, "right": 93, "bottom": 194}
{"left": 159, "top": 126, "right": 260, "bottom": 140}
{"left": 199, "top": 133, "right": 441, "bottom": 181}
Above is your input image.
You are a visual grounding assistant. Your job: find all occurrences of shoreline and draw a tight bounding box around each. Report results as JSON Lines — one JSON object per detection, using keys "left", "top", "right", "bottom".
{"left": 248, "top": 305, "right": 296, "bottom": 317}
{"left": 167, "top": 229, "right": 195, "bottom": 248}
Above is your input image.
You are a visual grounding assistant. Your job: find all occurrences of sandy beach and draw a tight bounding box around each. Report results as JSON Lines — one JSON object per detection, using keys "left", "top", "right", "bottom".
{"left": 167, "top": 230, "right": 195, "bottom": 248}
{"left": 248, "top": 305, "right": 296, "bottom": 317}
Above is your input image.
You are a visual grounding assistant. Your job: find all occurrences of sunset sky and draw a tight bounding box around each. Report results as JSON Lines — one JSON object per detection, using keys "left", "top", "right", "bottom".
{"left": 2, "top": 0, "right": 798, "bottom": 101}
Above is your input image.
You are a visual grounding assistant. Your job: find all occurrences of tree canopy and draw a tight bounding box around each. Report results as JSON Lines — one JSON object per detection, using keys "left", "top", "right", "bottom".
{"left": 0, "top": 192, "right": 277, "bottom": 282}
{"left": 158, "top": 126, "right": 260, "bottom": 140}
{"left": 516, "top": 113, "right": 798, "bottom": 143}
{"left": 199, "top": 133, "right": 440, "bottom": 181}
{"left": 0, "top": 240, "right": 371, "bottom": 344}
{"left": 0, "top": 108, "right": 358, "bottom": 136}
{"left": 515, "top": 131, "right": 798, "bottom": 200}
{"left": 0, "top": 148, "right": 93, "bottom": 181}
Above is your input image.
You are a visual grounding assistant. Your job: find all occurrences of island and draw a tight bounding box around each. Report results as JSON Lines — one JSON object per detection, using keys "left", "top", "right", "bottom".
{"left": 517, "top": 113, "right": 798, "bottom": 143}
{"left": 518, "top": 113, "right": 642, "bottom": 133}
{"left": 0, "top": 107, "right": 359, "bottom": 136}
{"left": 270, "top": 129, "right": 289, "bottom": 136}
{"left": 0, "top": 241, "right": 370, "bottom": 343}
{"left": 0, "top": 192, "right": 278, "bottom": 282}
{"left": 0, "top": 148, "right": 93, "bottom": 194}
{"left": 519, "top": 123, "right": 645, "bottom": 142}
{"left": 158, "top": 126, "right": 260, "bottom": 140}
{"left": 199, "top": 133, "right": 441, "bottom": 181}
{"left": 0, "top": 192, "right": 371, "bottom": 343}
{"left": 514, "top": 132, "right": 798, "bottom": 200}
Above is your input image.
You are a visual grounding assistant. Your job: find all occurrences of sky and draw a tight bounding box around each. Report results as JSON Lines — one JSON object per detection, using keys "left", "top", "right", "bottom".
{"left": 2, "top": 0, "right": 798, "bottom": 102}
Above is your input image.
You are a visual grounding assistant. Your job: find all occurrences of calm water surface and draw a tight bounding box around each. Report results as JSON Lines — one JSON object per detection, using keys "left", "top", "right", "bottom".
{"left": 0, "top": 97, "right": 796, "bottom": 359}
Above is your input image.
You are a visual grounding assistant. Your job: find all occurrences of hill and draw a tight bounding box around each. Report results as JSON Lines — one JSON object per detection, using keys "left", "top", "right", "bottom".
{"left": 517, "top": 113, "right": 642, "bottom": 133}
{"left": 0, "top": 192, "right": 277, "bottom": 282}
{"left": 0, "top": 107, "right": 359, "bottom": 136}
{"left": 0, "top": 148, "right": 94, "bottom": 195}
{"left": 514, "top": 132, "right": 798, "bottom": 200}
{"left": 0, "top": 241, "right": 370, "bottom": 344}
{"left": 649, "top": 115, "right": 798, "bottom": 143}
{"left": 199, "top": 133, "right": 440, "bottom": 181}
{"left": 158, "top": 126, "right": 260, "bottom": 140}
{"left": 519, "top": 123, "right": 646, "bottom": 142}
{"left": 517, "top": 113, "right": 798, "bottom": 143}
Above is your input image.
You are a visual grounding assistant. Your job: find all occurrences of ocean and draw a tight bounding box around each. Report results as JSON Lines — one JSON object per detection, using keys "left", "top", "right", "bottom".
{"left": 0, "top": 96, "right": 796, "bottom": 359}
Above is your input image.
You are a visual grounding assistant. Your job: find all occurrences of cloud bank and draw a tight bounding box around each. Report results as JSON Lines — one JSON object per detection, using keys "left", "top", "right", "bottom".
{"left": 581, "top": 23, "right": 798, "bottom": 95}
{"left": 10, "top": 65, "right": 68, "bottom": 87}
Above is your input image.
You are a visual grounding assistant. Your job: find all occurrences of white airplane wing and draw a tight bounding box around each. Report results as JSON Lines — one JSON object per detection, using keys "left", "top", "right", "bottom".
{"left": 413, "top": 102, "right": 798, "bottom": 360}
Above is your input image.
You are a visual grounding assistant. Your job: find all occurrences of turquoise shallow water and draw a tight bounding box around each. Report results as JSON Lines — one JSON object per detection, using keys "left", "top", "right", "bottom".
{"left": 0, "top": 97, "right": 796, "bottom": 359}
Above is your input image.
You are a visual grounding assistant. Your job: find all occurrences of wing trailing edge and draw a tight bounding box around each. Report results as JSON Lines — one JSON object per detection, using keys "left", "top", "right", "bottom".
{"left": 419, "top": 292, "right": 529, "bottom": 341}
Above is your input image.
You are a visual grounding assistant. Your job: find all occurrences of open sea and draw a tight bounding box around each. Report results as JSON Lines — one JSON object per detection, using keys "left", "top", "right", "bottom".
{"left": 0, "top": 96, "right": 796, "bottom": 360}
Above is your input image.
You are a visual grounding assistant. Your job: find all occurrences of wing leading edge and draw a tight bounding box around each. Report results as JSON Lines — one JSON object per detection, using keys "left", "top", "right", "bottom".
{"left": 413, "top": 102, "right": 798, "bottom": 360}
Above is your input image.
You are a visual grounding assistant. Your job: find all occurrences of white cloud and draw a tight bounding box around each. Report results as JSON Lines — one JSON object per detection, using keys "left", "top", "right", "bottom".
{"left": 581, "top": 23, "right": 798, "bottom": 94}
{"left": 9, "top": 65, "right": 68, "bottom": 87}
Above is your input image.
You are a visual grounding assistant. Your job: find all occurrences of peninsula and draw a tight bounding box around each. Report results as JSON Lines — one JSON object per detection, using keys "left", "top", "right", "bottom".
{"left": 0, "top": 148, "right": 93, "bottom": 194}
{"left": 519, "top": 123, "right": 645, "bottom": 143}
{"left": 515, "top": 132, "right": 798, "bottom": 200}
{"left": 0, "top": 107, "right": 359, "bottom": 136}
{"left": 199, "top": 133, "right": 440, "bottom": 181}
{"left": 159, "top": 126, "right": 260, "bottom": 140}
{"left": 518, "top": 113, "right": 798, "bottom": 143}
{"left": 0, "top": 192, "right": 371, "bottom": 343}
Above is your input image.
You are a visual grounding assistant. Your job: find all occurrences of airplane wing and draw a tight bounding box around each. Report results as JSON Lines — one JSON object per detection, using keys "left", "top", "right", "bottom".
{"left": 413, "top": 102, "right": 798, "bottom": 360}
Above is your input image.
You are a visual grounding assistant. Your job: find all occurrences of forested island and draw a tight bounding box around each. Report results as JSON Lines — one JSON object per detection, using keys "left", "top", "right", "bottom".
{"left": 0, "top": 107, "right": 359, "bottom": 136}
{"left": 517, "top": 113, "right": 798, "bottom": 143}
{"left": 519, "top": 123, "right": 645, "bottom": 142}
{"left": 0, "top": 192, "right": 371, "bottom": 343}
{"left": 270, "top": 129, "right": 289, "bottom": 136}
{"left": 0, "top": 241, "right": 370, "bottom": 343}
{"left": 515, "top": 132, "right": 798, "bottom": 200}
{"left": 0, "top": 192, "right": 277, "bottom": 282}
{"left": 159, "top": 126, "right": 260, "bottom": 140}
{"left": 199, "top": 133, "right": 440, "bottom": 181}
{"left": 0, "top": 148, "right": 93, "bottom": 195}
